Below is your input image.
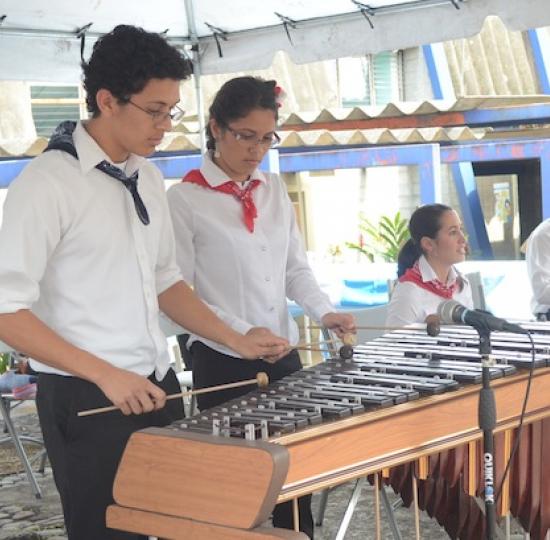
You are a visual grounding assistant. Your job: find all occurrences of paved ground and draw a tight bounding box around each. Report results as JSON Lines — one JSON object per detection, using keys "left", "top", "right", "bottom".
{"left": 0, "top": 402, "right": 65, "bottom": 540}
{"left": 0, "top": 404, "right": 528, "bottom": 540}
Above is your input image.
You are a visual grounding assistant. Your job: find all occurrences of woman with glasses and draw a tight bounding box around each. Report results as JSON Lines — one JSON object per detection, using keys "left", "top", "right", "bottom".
{"left": 167, "top": 76, "right": 355, "bottom": 539}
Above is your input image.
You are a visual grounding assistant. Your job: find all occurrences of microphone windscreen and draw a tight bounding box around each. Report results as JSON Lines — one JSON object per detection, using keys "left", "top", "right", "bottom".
{"left": 437, "top": 299, "right": 462, "bottom": 325}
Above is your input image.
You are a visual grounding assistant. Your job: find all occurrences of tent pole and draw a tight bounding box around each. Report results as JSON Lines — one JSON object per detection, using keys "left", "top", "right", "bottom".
{"left": 185, "top": 0, "right": 206, "bottom": 154}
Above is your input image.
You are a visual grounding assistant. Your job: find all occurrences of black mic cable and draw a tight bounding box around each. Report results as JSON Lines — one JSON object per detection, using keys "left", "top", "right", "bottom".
{"left": 494, "top": 330, "right": 536, "bottom": 506}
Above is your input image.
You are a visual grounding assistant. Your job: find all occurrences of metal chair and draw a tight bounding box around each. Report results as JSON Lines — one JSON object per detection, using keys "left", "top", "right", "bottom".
{"left": 0, "top": 393, "right": 47, "bottom": 498}
{"left": 0, "top": 342, "right": 47, "bottom": 498}
{"left": 159, "top": 316, "right": 197, "bottom": 417}
{"left": 175, "top": 368, "right": 196, "bottom": 418}
{"left": 464, "top": 271, "right": 487, "bottom": 310}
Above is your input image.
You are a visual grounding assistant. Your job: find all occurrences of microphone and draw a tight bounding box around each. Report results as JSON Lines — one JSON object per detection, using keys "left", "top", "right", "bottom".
{"left": 437, "top": 299, "right": 527, "bottom": 335}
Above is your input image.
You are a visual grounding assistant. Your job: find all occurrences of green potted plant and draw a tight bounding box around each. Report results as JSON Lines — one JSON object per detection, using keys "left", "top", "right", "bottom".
{"left": 0, "top": 353, "right": 10, "bottom": 374}
{"left": 346, "top": 211, "right": 410, "bottom": 262}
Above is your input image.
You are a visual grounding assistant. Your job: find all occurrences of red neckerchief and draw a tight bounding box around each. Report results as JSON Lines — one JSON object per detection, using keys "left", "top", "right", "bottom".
{"left": 399, "top": 260, "right": 458, "bottom": 299}
{"left": 183, "top": 169, "right": 261, "bottom": 233}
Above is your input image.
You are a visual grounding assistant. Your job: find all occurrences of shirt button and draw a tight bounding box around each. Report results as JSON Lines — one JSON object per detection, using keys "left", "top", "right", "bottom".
{"left": 261, "top": 246, "right": 267, "bottom": 251}
{"left": 269, "top": 307, "right": 275, "bottom": 312}
{"left": 265, "top": 276, "right": 271, "bottom": 282}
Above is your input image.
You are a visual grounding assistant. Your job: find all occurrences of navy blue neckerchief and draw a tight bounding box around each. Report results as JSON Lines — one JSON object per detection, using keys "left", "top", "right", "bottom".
{"left": 44, "top": 121, "right": 150, "bottom": 225}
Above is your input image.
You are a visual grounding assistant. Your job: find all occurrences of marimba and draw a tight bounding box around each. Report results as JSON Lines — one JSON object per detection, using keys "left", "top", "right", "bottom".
{"left": 108, "top": 322, "right": 550, "bottom": 539}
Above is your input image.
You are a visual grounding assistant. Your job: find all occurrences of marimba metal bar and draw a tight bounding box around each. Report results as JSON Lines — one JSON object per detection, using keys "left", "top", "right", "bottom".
{"left": 273, "top": 367, "right": 550, "bottom": 501}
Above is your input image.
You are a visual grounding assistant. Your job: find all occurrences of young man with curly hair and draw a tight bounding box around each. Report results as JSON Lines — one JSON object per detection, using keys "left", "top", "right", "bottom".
{"left": 0, "top": 25, "right": 288, "bottom": 540}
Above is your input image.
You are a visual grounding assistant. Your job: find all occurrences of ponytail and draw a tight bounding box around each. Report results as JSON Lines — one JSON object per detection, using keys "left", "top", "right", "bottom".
{"left": 397, "top": 239, "right": 422, "bottom": 277}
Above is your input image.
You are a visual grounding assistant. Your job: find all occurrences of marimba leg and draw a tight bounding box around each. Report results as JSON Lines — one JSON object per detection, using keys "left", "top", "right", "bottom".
{"left": 374, "top": 473, "right": 381, "bottom": 540}
{"left": 334, "top": 478, "right": 365, "bottom": 540}
{"left": 379, "top": 484, "right": 404, "bottom": 540}
{"left": 412, "top": 473, "right": 421, "bottom": 540}
{"left": 314, "top": 488, "right": 329, "bottom": 526}
{"left": 292, "top": 499, "right": 299, "bottom": 532}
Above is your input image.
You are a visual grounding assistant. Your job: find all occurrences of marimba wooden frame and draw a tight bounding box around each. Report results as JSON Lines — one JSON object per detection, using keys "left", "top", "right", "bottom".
{"left": 108, "top": 367, "right": 550, "bottom": 539}
{"left": 274, "top": 367, "right": 550, "bottom": 502}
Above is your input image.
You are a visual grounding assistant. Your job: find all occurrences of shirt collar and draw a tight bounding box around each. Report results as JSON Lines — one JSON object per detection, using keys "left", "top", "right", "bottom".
{"left": 73, "top": 121, "right": 145, "bottom": 176}
{"left": 418, "top": 255, "right": 458, "bottom": 285}
{"left": 200, "top": 150, "right": 267, "bottom": 188}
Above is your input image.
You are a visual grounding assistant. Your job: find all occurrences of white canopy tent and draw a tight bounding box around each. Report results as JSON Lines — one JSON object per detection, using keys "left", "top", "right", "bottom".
{"left": 2, "top": 0, "right": 550, "bottom": 82}
{"left": 2, "top": 0, "right": 550, "bottom": 150}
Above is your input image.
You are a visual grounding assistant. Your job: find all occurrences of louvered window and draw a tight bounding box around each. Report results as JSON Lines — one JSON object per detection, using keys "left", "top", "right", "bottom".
{"left": 339, "top": 51, "right": 402, "bottom": 107}
{"left": 31, "top": 85, "right": 85, "bottom": 137}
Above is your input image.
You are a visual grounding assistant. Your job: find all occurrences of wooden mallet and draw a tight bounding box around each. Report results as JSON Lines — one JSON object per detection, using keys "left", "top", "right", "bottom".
{"left": 77, "top": 372, "right": 270, "bottom": 417}
{"left": 309, "top": 322, "right": 441, "bottom": 337}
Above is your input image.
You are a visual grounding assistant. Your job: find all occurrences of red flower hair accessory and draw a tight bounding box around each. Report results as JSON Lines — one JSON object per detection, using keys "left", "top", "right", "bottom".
{"left": 274, "top": 84, "right": 286, "bottom": 108}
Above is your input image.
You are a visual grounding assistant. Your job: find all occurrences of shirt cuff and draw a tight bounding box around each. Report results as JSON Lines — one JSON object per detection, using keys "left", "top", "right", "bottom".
{"left": 308, "top": 301, "right": 336, "bottom": 325}
{"left": 231, "top": 318, "right": 254, "bottom": 336}
{"left": 0, "top": 301, "right": 33, "bottom": 315}
{"left": 156, "top": 272, "right": 183, "bottom": 295}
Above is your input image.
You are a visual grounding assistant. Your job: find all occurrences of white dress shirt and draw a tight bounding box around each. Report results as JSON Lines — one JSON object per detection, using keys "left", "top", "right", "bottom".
{"left": 167, "top": 152, "right": 334, "bottom": 357}
{"left": 0, "top": 122, "right": 182, "bottom": 378}
{"left": 386, "top": 255, "right": 473, "bottom": 326}
{"left": 526, "top": 218, "right": 550, "bottom": 315}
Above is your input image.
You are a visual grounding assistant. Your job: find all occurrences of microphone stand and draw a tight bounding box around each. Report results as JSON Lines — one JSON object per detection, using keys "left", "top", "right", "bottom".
{"left": 476, "top": 326, "right": 497, "bottom": 540}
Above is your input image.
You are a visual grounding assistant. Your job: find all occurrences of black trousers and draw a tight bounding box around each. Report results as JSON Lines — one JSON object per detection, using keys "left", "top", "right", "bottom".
{"left": 36, "top": 369, "right": 183, "bottom": 540}
{"left": 176, "top": 333, "right": 193, "bottom": 370}
{"left": 190, "top": 342, "right": 314, "bottom": 539}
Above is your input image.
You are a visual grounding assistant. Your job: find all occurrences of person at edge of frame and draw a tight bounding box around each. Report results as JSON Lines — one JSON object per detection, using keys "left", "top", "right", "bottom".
{"left": 526, "top": 218, "right": 550, "bottom": 321}
{"left": 0, "top": 26, "right": 289, "bottom": 540}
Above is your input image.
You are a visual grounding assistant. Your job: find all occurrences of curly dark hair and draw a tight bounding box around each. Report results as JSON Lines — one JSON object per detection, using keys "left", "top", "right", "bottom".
{"left": 82, "top": 25, "right": 193, "bottom": 116}
{"left": 206, "top": 76, "right": 279, "bottom": 150}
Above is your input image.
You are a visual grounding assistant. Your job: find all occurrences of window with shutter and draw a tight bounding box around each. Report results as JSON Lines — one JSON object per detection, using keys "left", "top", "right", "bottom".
{"left": 372, "top": 51, "right": 401, "bottom": 104}
{"left": 31, "top": 85, "right": 85, "bottom": 137}
{"left": 339, "top": 51, "right": 402, "bottom": 107}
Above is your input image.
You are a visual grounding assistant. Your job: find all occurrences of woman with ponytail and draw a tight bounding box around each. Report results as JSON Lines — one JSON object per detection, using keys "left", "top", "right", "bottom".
{"left": 167, "top": 76, "right": 355, "bottom": 539}
{"left": 386, "top": 204, "right": 473, "bottom": 326}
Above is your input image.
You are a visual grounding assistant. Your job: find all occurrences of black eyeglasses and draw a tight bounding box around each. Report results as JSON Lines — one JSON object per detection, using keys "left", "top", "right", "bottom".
{"left": 127, "top": 100, "right": 185, "bottom": 125}
{"left": 225, "top": 126, "right": 281, "bottom": 148}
